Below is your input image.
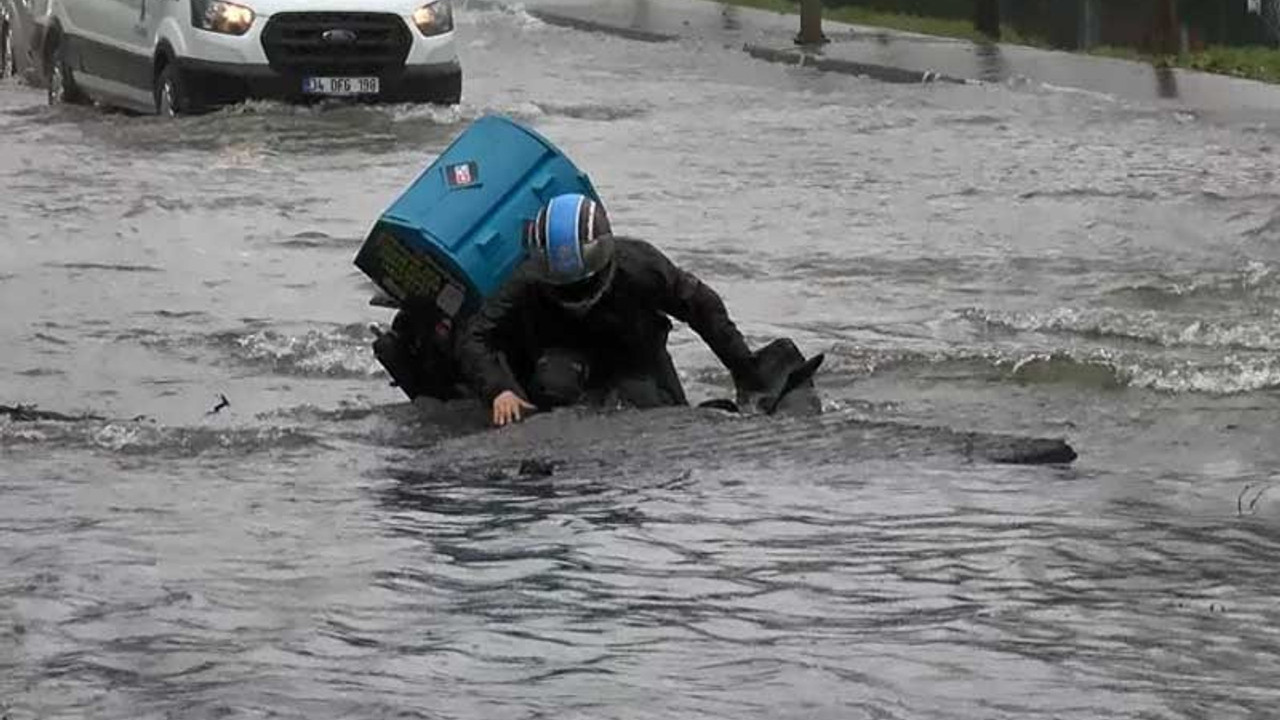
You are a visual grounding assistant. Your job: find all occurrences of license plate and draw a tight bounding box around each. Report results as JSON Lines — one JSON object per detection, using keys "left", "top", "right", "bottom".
{"left": 302, "top": 76, "right": 380, "bottom": 96}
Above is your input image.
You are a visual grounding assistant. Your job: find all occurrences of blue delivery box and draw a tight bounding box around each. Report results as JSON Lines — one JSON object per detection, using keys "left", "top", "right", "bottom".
{"left": 355, "top": 114, "right": 601, "bottom": 323}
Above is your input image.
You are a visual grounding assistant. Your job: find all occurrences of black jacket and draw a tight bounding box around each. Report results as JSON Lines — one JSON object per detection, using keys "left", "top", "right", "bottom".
{"left": 456, "top": 237, "right": 755, "bottom": 404}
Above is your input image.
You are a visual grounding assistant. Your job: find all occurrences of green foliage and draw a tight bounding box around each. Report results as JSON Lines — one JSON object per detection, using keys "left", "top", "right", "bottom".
{"left": 1092, "top": 44, "right": 1280, "bottom": 82}
{"left": 719, "top": 0, "right": 1025, "bottom": 43}
{"left": 1180, "top": 45, "right": 1280, "bottom": 82}
{"left": 822, "top": 0, "right": 972, "bottom": 20}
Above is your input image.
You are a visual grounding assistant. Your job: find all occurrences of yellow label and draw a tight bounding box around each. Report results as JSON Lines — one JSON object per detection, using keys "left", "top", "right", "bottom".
{"left": 373, "top": 229, "right": 450, "bottom": 302}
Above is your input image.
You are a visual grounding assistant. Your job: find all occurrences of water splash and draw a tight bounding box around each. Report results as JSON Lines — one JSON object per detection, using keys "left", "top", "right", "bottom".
{"left": 1, "top": 415, "right": 323, "bottom": 457}
{"left": 220, "top": 325, "right": 381, "bottom": 378}
{"left": 962, "top": 306, "right": 1280, "bottom": 352}
{"left": 821, "top": 343, "right": 1280, "bottom": 396}
{"left": 1107, "top": 262, "right": 1280, "bottom": 307}
{"left": 145, "top": 324, "right": 382, "bottom": 379}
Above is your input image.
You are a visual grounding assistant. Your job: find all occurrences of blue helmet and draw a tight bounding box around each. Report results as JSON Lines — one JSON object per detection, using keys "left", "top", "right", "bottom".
{"left": 526, "top": 194, "right": 616, "bottom": 311}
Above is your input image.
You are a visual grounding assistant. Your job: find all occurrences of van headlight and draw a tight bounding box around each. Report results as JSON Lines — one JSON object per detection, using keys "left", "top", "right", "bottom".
{"left": 412, "top": 0, "right": 453, "bottom": 37}
{"left": 191, "top": 0, "right": 255, "bottom": 36}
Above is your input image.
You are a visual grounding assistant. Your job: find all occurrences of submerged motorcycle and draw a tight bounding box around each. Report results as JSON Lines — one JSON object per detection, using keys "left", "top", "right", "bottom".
{"left": 355, "top": 113, "right": 825, "bottom": 417}
{"left": 365, "top": 286, "right": 825, "bottom": 416}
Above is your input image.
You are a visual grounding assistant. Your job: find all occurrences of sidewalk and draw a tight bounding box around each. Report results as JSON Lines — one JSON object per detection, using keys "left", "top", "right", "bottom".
{"left": 493, "top": 0, "right": 1280, "bottom": 123}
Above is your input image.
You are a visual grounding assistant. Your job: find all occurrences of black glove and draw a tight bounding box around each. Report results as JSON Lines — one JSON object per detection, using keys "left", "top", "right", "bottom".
{"left": 733, "top": 338, "right": 823, "bottom": 415}
{"left": 731, "top": 356, "right": 769, "bottom": 413}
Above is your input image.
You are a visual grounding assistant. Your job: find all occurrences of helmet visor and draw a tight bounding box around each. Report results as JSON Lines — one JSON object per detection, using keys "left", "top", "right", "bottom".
{"left": 548, "top": 260, "right": 614, "bottom": 310}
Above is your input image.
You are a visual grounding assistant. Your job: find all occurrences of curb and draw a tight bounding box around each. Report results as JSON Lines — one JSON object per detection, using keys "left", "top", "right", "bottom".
{"left": 742, "top": 44, "right": 967, "bottom": 84}
{"left": 521, "top": 6, "right": 968, "bottom": 84}
{"left": 526, "top": 10, "right": 679, "bottom": 43}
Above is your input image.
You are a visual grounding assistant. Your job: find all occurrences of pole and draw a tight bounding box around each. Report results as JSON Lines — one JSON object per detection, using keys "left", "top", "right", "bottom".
{"left": 974, "top": 0, "right": 1001, "bottom": 40}
{"left": 796, "top": 0, "right": 829, "bottom": 45}
{"left": 1080, "top": 0, "right": 1100, "bottom": 50}
{"left": 1156, "top": 0, "right": 1179, "bottom": 55}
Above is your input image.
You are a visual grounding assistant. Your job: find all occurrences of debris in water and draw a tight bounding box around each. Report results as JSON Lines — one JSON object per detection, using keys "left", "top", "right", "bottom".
{"left": 207, "top": 394, "right": 231, "bottom": 415}
{"left": 0, "top": 404, "right": 104, "bottom": 422}
{"left": 518, "top": 458, "right": 557, "bottom": 478}
{"left": 1238, "top": 483, "right": 1273, "bottom": 516}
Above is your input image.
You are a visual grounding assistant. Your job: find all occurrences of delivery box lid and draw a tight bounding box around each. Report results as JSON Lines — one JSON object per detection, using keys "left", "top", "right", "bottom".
{"left": 356, "top": 114, "right": 601, "bottom": 317}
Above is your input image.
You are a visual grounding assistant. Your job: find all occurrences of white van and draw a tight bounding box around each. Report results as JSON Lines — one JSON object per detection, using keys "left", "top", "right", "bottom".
{"left": 38, "top": 0, "right": 460, "bottom": 115}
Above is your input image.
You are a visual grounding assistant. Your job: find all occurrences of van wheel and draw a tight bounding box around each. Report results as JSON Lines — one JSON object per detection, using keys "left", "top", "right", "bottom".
{"left": 47, "top": 36, "right": 86, "bottom": 105}
{"left": 155, "top": 63, "right": 180, "bottom": 116}
{"left": 434, "top": 71, "right": 462, "bottom": 105}
{"left": 406, "top": 71, "right": 461, "bottom": 106}
{"left": 154, "top": 62, "right": 201, "bottom": 117}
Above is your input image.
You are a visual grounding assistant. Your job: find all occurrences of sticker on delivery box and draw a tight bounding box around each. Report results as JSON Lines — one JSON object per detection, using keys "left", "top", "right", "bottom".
{"left": 445, "top": 161, "right": 479, "bottom": 188}
{"left": 437, "top": 282, "right": 465, "bottom": 317}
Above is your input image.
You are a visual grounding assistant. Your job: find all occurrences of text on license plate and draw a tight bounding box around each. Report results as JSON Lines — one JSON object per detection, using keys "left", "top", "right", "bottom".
{"left": 302, "top": 77, "right": 380, "bottom": 96}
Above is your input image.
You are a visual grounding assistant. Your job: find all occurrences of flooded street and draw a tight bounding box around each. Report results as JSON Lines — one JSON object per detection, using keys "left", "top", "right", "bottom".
{"left": 4, "top": 5, "right": 1280, "bottom": 718}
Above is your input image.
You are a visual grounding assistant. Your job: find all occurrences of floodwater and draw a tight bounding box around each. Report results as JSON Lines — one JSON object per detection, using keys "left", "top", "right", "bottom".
{"left": 4, "top": 5, "right": 1280, "bottom": 719}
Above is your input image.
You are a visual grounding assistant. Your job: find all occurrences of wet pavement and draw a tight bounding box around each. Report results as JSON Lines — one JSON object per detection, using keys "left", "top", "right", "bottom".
{"left": 4, "top": 4, "right": 1280, "bottom": 719}
{"left": 511, "top": 0, "right": 1280, "bottom": 124}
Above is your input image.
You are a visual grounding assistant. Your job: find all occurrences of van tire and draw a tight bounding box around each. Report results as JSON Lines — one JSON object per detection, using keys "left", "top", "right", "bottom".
{"left": 47, "top": 34, "right": 86, "bottom": 105}
{"left": 433, "top": 71, "right": 462, "bottom": 105}
{"left": 399, "top": 70, "right": 461, "bottom": 106}
{"left": 155, "top": 61, "right": 200, "bottom": 117}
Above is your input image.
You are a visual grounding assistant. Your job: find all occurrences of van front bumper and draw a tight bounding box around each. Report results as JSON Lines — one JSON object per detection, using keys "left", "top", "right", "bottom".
{"left": 173, "top": 57, "right": 462, "bottom": 106}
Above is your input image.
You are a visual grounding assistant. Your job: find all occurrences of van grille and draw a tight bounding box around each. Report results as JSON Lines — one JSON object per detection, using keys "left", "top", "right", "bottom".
{"left": 260, "top": 12, "right": 412, "bottom": 75}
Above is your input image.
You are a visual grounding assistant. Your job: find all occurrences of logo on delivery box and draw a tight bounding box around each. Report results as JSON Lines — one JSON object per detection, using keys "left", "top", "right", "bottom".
{"left": 445, "top": 161, "right": 479, "bottom": 188}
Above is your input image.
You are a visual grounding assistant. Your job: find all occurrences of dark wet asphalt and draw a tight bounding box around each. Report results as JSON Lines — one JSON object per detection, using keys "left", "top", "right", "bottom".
{"left": 4, "top": 5, "right": 1280, "bottom": 719}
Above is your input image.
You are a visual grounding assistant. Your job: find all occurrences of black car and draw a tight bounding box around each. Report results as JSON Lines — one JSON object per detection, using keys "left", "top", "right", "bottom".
{"left": 0, "top": 0, "right": 44, "bottom": 84}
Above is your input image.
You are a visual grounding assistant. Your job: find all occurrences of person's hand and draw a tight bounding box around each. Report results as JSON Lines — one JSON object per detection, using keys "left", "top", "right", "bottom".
{"left": 492, "top": 390, "right": 536, "bottom": 427}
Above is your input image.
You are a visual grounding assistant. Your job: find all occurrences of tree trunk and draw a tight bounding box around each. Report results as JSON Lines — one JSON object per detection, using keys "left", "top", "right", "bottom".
{"left": 1155, "top": 0, "right": 1180, "bottom": 55}
{"left": 974, "top": 0, "right": 1001, "bottom": 40}
{"left": 797, "top": 0, "right": 827, "bottom": 45}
